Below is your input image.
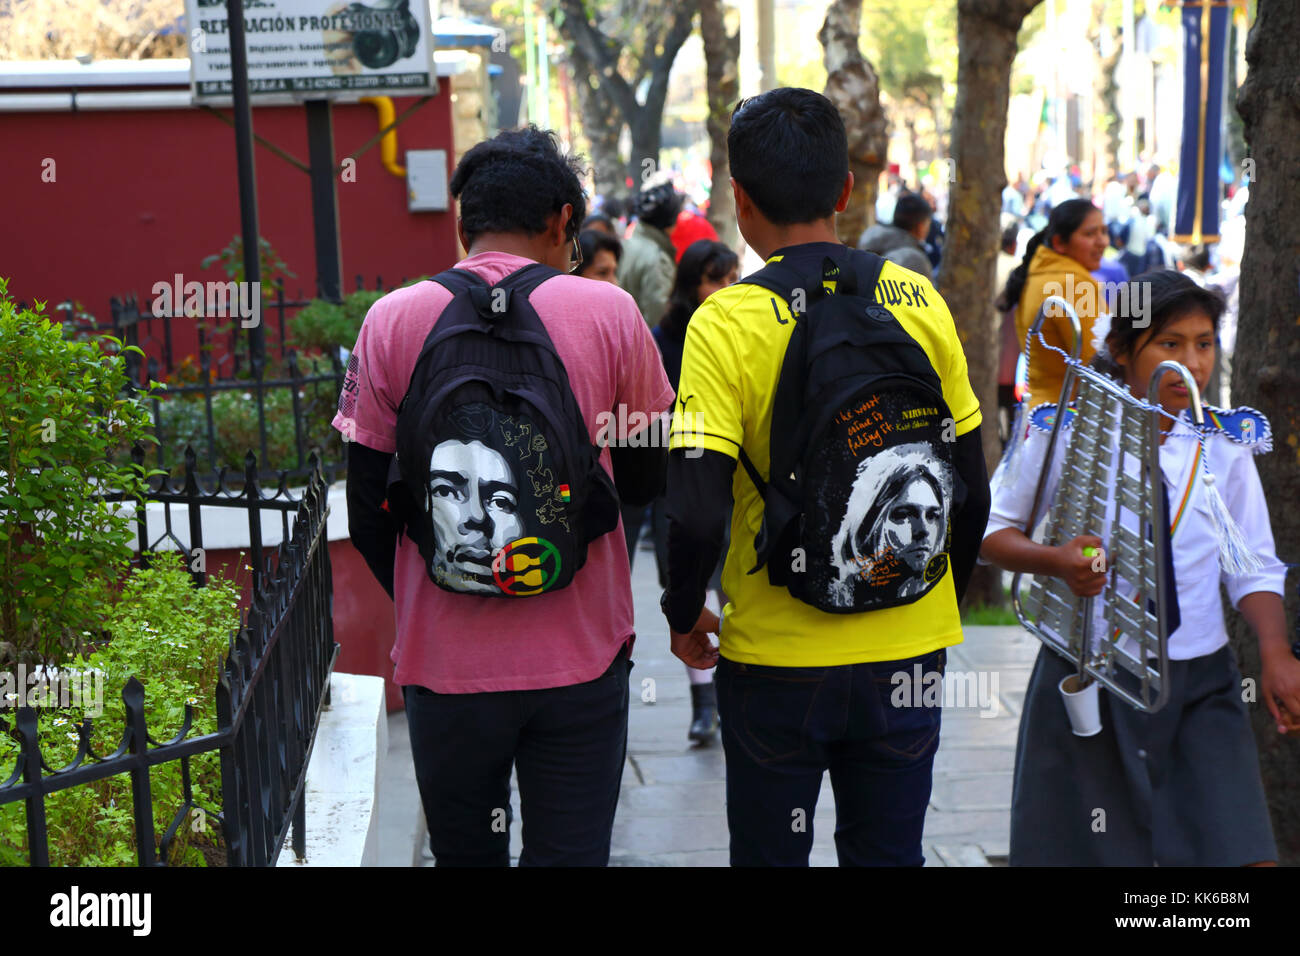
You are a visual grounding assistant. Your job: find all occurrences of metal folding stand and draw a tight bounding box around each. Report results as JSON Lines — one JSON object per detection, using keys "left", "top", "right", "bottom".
{"left": 1009, "top": 296, "right": 1205, "bottom": 714}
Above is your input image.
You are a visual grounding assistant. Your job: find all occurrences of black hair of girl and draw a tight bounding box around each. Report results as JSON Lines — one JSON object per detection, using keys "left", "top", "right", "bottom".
{"left": 659, "top": 239, "right": 740, "bottom": 338}
{"left": 996, "top": 198, "right": 1100, "bottom": 312}
{"left": 1090, "top": 268, "right": 1225, "bottom": 382}
{"left": 575, "top": 229, "right": 622, "bottom": 277}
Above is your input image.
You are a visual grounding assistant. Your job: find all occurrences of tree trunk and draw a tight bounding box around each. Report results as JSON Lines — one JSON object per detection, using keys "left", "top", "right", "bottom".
{"left": 1089, "top": 0, "right": 1122, "bottom": 184}
{"left": 700, "top": 0, "right": 739, "bottom": 247}
{"left": 904, "top": 112, "right": 920, "bottom": 184}
{"left": 568, "top": 44, "right": 625, "bottom": 199}
{"left": 1225, "top": 13, "right": 1247, "bottom": 184}
{"left": 1232, "top": 0, "right": 1300, "bottom": 865}
{"left": 938, "top": 0, "right": 1043, "bottom": 610}
{"left": 819, "top": 0, "right": 889, "bottom": 244}
{"left": 628, "top": 114, "right": 663, "bottom": 185}
{"left": 554, "top": 0, "right": 698, "bottom": 193}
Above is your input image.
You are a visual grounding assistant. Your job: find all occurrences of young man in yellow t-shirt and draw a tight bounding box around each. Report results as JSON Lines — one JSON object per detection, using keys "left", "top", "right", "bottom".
{"left": 661, "top": 88, "right": 991, "bottom": 866}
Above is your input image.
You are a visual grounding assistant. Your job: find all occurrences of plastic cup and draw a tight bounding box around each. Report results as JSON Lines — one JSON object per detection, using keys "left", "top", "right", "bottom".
{"left": 1059, "top": 673, "right": 1102, "bottom": 736}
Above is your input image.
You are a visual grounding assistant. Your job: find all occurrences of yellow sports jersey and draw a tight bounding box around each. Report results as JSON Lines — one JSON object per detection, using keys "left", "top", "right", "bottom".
{"left": 669, "top": 246, "right": 982, "bottom": 666}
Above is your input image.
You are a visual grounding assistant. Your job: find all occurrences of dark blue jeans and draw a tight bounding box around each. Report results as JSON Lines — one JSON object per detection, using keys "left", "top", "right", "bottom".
{"left": 403, "top": 644, "right": 632, "bottom": 867}
{"left": 714, "top": 647, "right": 946, "bottom": 866}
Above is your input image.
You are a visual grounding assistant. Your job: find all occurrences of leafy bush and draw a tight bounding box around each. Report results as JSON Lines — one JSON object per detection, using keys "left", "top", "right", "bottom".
{"left": 148, "top": 378, "right": 342, "bottom": 477}
{"left": 0, "top": 552, "right": 245, "bottom": 866}
{"left": 288, "top": 288, "right": 385, "bottom": 353}
{"left": 288, "top": 277, "right": 427, "bottom": 354}
{"left": 0, "top": 279, "right": 161, "bottom": 669}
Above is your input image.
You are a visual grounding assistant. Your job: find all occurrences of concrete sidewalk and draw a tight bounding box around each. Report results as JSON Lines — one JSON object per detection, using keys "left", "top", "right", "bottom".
{"left": 376, "top": 550, "right": 1041, "bottom": 866}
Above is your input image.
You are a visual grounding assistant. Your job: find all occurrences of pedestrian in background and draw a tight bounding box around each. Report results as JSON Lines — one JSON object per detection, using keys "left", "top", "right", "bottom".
{"left": 997, "top": 198, "right": 1107, "bottom": 406}
{"left": 618, "top": 181, "right": 680, "bottom": 329}
{"left": 857, "top": 192, "right": 935, "bottom": 280}
{"left": 575, "top": 229, "right": 622, "bottom": 285}
{"left": 650, "top": 238, "right": 740, "bottom": 745}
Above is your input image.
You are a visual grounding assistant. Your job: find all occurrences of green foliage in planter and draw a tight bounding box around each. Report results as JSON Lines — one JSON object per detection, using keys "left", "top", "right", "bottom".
{"left": 0, "top": 552, "right": 244, "bottom": 866}
{"left": 198, "top": 236, "right": 298, "bottom": 358}
{"left": 288, "top": 288, "right": 384, "bottom": 353}
{"left": 288, "top": 277, "right": 428, "bottom": 353}
{"left": 149, "top": 377, "right": 341, "bottom": 477}
{"left": 0, "top": 279, "right": 162, "bottom": 669}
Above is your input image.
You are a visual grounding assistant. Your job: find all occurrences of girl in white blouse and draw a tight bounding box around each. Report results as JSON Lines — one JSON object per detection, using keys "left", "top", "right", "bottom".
{"left": 981, "top": 269, "right": 1300, "bottom": 866}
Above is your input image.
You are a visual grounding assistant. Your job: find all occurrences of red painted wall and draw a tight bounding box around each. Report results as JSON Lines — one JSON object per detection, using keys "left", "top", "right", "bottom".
{"left": 1, "top": 92, "right": 459, "bottom": 346}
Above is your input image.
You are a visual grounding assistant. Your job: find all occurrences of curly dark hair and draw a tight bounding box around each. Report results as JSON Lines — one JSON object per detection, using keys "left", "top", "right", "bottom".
{"left": 449, "top": 127, "right": 588, "bottom": 246}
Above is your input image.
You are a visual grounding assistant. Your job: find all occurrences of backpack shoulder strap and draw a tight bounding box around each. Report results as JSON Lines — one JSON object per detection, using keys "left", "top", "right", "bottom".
{"left": 493, "top": 261, "right": 563, "bottom": 297}
{"left": 839, "top": 249, "right": 886, "bottom": 301}
{"left": 738, "top": 260, "right": 814, "bottom": 311}
{"left": 428, "top": 267, "right": 488, "bottom": 297}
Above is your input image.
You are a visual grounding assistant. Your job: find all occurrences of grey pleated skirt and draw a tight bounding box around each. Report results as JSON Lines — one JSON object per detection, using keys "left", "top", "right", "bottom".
{"left": 1009, "top": 643, "right": 1277, "bottom": 866}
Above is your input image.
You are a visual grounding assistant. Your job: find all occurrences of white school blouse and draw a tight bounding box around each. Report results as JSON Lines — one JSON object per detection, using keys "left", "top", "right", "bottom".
{"left": 983, "top": 403, "right": 1286, "bottom": 660}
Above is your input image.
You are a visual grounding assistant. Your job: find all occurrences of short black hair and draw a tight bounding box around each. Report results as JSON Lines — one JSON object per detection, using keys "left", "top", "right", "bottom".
{"left": 728, "top": 88, "right": 849, "bottom": 225}
{"left": 1181, "top": 245, "right": 1212, "bottom": 272}
{"left": 576, "top": 229, "right": 622, "bottom": 275}
{"left": 892, "top": 193, "right": 933, "bottom": 233}
{"left": 582, "top": 213, "right": 615, "bottom": 233}
{"left": 449, "top": 127, "right": 587, "bottom": 246}
{"left": 1000, "top": 224, "right": 1020, "bottom": 252}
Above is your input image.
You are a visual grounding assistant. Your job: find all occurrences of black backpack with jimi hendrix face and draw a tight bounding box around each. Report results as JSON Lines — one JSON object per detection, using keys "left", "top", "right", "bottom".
{"left": 385, "top": 263, "right": 619, "bottom": 597}
{"left": 737, "top": 251, "right": 966, "bottom": 613}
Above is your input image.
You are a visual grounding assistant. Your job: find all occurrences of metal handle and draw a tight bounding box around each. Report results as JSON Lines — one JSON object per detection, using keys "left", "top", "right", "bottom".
{"left": 1030, "top": 295, "right": 1084, "bottom": 361}
{"left": 1147, "top": 360, "right": 1203, "bottom": 426}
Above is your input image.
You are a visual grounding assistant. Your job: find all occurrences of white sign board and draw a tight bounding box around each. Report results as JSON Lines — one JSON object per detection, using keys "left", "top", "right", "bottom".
{"left": 406, "top": 149, "right": 448, "bottom": 211}
{"left": 185, "top": 0, "right": 437, "bottom": 100}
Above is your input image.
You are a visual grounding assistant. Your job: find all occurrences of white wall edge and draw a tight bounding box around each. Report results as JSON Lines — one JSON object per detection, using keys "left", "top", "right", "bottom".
{"left": 277, "top": 672, "right": 387, "bottom": 868}
{"left": 119, "top": 479, "right": 352, "bottom": 553}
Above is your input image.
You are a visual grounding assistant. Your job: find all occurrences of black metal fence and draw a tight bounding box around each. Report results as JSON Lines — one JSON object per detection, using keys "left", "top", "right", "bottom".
{"left": 46, "top": 274, "right": 412, "bottom": 485}
{"left": 0, "top": 448, "right": 338, "bottom": 866}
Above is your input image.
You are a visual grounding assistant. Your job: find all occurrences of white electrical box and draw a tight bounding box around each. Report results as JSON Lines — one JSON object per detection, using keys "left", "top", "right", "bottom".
{"left": 406, "top": 149, "right": 449, "bottom": 212}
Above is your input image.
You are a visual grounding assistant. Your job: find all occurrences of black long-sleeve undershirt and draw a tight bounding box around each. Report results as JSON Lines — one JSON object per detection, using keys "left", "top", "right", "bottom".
{"left": 948, "top": 425, "right": 992, "bottom": 604}
{"left": 346, "top": 442, "right": 399, "bottom": 600}
{"left": 662, "top": 424, "right": 993, "bottom": 634}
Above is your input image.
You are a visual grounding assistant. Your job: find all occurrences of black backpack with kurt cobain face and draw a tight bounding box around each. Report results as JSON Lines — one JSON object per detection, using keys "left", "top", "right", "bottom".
{"left": 737, "top": 250, "right": 967, "bottom": 613}
{"left": 385, "top": 263, "right": 619, "bottom": 597}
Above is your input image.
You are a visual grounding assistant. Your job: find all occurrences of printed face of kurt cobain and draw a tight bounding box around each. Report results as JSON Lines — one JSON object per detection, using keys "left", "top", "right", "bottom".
{"left": 427, "top": 439, "right": 523, "bottom": 592}
{"left": 868, "top": 475, "right": 945, "bottom": 574}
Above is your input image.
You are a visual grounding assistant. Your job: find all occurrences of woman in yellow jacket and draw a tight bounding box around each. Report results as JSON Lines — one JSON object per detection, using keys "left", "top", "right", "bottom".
{"left": 998, "top": 199, "right": 1109, "bottom": 406}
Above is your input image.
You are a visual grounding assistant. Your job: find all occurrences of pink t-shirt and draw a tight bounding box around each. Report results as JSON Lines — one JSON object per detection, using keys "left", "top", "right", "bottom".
{"left": 333, "top": 252, "right": 674, "bottom": 693}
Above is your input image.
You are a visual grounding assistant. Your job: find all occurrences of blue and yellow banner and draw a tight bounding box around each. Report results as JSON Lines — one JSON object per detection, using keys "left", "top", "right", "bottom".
{"left": 1174, "top": 1, "right": 1232, "bottom": 244}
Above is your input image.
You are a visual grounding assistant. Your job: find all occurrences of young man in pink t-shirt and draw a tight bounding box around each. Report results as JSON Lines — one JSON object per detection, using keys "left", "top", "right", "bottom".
{"left": 334, "top": 128, "right": 673, "bottom": 866}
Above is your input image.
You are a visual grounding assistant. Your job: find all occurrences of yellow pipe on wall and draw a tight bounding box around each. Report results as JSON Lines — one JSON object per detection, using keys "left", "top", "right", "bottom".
{"left": 359, "top": 96, "right": 406, "bottom": 178}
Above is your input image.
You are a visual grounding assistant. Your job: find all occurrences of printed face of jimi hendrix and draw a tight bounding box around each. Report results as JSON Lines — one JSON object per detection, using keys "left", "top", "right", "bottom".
{"left": 427, "top": 439, "right": 523, "bottom": 592}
